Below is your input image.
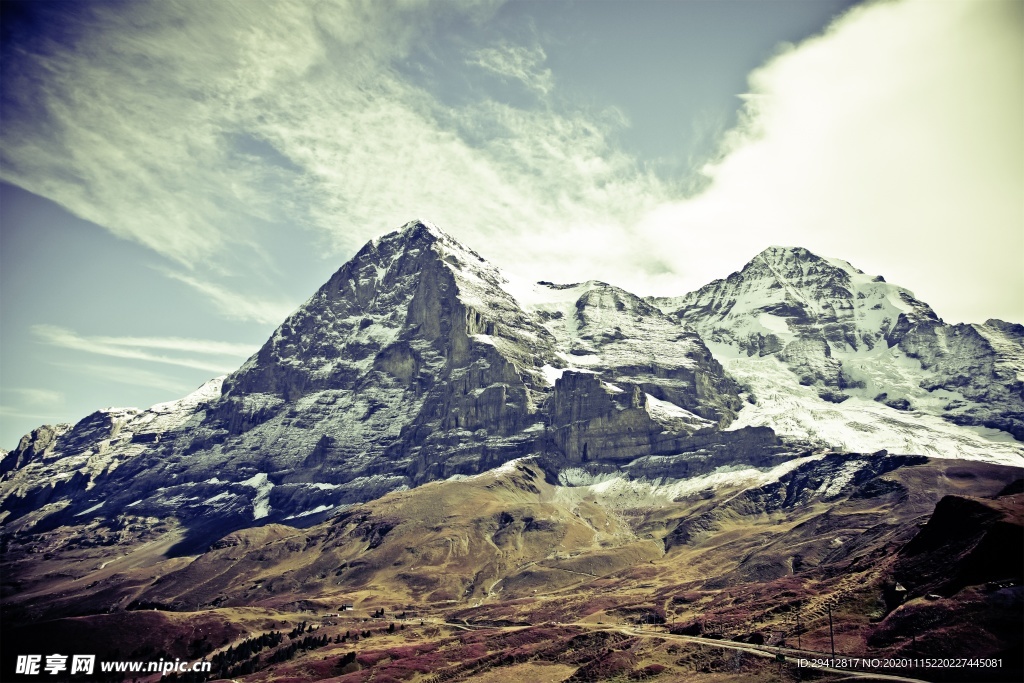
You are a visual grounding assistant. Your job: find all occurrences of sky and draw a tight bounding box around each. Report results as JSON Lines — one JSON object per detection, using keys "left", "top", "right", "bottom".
{"left": 1, "top": 0, "right": 1021, "bottom": 448}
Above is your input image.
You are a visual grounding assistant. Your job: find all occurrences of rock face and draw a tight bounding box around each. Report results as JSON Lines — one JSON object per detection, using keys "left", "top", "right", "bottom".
{"left": 550, "top": 371, "right": 676, "bottom": 463}
{"left": 1, "top": 423, "right": 73, "bottom": 475}
{"left": 204, "top": 221, "right": 559, "bottom": 491}
{"left": 1, "top": 228, "right": 1020, "bottom": 544}
{"left": 529, "top": 280, "right": 743, "bottom": 424}
{"left": 898, "top": 319, "right": 1024, "bottom": 439}
{"left": 0, "top": 222, "right": 749, "bottom": 539}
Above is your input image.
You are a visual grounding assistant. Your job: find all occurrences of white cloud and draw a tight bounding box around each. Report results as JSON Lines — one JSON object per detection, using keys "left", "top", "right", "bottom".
{"left": 635, "top": 0, "right": 1024, "bottom": 323}
{"left": 32, "top": 325, "right": 246, "bottom": 373}
{"left": 0, "top": 389, "right": 66, "bottom": 425}
{"left": 0, "top": 0, "right": 671, "bottom": 287}
{"left": 468, "top": 43, "right": 554, "bottom": 95}
{"left": 0, "top": 0, "right": 494, "bottom": 263}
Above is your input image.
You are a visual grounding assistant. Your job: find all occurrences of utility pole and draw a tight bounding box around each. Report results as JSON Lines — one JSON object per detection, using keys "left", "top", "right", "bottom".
{"left": 827, "top": 604, "right": 835, "bottom": 659}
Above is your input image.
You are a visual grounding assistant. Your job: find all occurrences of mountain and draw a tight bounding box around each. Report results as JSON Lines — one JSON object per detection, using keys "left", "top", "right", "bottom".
{"left": 2, "top": 224, "right": 1020, "bottom": 536}
{"left": 654, "top": 246, "right": 1024, "bottom": 459}
{"left": 2, "top": 222, "right": 1022, "bottom": 682}
{"left": 0, "top": 221, "right": 760, "bottom": 548}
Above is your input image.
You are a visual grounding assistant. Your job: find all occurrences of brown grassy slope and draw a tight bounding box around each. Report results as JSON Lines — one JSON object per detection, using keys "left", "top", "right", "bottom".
{"left": 2, "top": 456, "right": 1021, "bottom": 681}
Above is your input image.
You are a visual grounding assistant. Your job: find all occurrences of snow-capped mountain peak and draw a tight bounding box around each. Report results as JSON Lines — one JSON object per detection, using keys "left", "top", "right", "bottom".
{"left": 669, "top": 245, "right": 939, "bottom": 357}
{"left": 662, "top": 245, "right": 1022, "bottom": 459}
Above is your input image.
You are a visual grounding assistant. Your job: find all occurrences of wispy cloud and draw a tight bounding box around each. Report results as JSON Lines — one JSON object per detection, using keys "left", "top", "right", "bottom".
{"left": 51, "top": 362, "right": 193, "bottom": 394}
{"left": 468, "top": 43, "right": 554, "bottom": 95}
{"left": 0, "top": 0, "right": 672, "bottom": 285}
{"left": 0, "top": 389, "right": 66, "bottom": 425}
{"left": 81, "top": 335, "right": 256, "bottom": 357}
{"left": 32, "top": 325, "right": 248, "bottom": 373}
{"left": 6, "top": 388, "right": 65, "bottom": 406}
{"left": 160, "top": 271, "right": 297, "bottom": 325}
{"left": 0, "top": 405, "right": 68, "bottom": 424}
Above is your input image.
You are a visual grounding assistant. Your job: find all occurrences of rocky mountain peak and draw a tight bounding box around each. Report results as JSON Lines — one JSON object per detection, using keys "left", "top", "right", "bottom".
{"left": 377, "top": 219, "right": 490, "bottom": 273}
{"left": 222, "top": 220, "right": 544, "bottom": 400}
{"left": 756, "top": 244, "right": 818, "bottom": 265}
{"left": 667, "top": 245, "right": 1023, "bottom": 451}
{"left": 749, "top": 244, "right": 867, "bottom": 293}
{"left": 672, "top": 245, "right": 938, "bottom": 357}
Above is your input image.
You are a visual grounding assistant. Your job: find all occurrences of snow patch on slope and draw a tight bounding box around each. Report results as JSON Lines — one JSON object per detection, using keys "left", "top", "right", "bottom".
{"left": 718, "top": 347, "right": 1023, "bottom": 465}
{"left": 134, "top": 377, "right": 224, "bottom": 433}
{"left": 74, "top": 501, "right": 104, "bottom": 517}
{"left": 646, "top": 394, "right": 714, "bottom": 428}
{"left": 241, "top": 472, "right": 273, "bottom": 520}
{"left": 284, "top": 504, "right": 335, "bottom": 520}
{"left": 553, "top": 455, "right": 821, "bottom": 510}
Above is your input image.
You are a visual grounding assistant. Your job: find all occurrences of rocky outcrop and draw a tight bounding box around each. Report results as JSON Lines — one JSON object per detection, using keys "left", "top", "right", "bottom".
{"left": 777, "top": 336, "right": 845, "bottom": 397}
{"left": 4, "top": 411, "right": 134, "bottom": 472}
{"left": 550, "top": 371, "right": 667, "bottom": 463}
{"left": 527, "top": 281, "right": 743, "bottom": 425}
{"left": 898, "top": 319, "right": 1024, "bottom": 439}
{"left": 544, "top": 369, "right": 774, "bottom": 468}
{"left": 893, "top": 494, "right": 1023, "bottom": 598}
{"left": 1, "top": 423, "right": 72, "bottom": 476}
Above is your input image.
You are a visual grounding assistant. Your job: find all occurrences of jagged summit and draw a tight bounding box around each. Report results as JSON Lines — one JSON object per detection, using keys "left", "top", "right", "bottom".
{"left": 394, "top": 217, "right": 445, "bottom": 237}
{"left": 378, "top": 219, "right": 489, "bottom": 265}
{"left": 757, "top": 244, "right": 815, "bottom": 259}
{"left": 397, "top": 217, "right": 440, "bottom": 234}
{"left": 672, "top": 244, "right": 939, "bottom": 355}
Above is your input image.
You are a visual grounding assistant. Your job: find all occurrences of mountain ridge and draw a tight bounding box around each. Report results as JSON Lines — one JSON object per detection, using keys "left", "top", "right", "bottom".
{"left": 1, "top": 223, "right": 1021, "bottom": 542}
